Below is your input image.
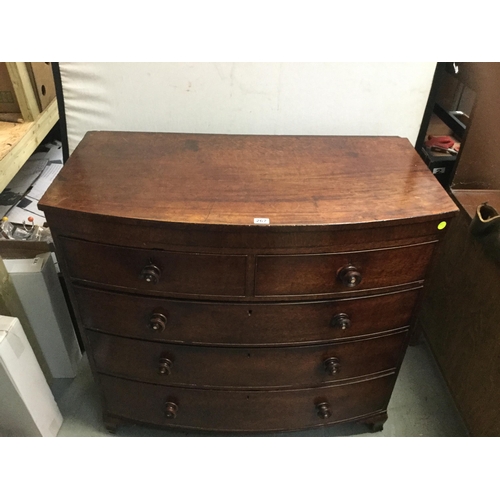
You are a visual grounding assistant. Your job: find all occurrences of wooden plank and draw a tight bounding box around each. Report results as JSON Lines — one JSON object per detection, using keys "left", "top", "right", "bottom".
{"left": 0, "top": 98, "right": 58, "bottom": 192}
{"left": 0, "top": 113, "right": 23, "bottom": 123}
{"left": 5, "top": 63, "right": 40, "bottom": 122}
{"left": 0, "top": 120, "right": 31, "bottom": 162}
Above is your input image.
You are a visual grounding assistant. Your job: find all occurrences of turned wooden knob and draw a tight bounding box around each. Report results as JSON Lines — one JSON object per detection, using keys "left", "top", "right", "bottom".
{"left": 141, "top": 263, "right": 161, "bottom": 284}
{"left": 330, "top": 312, "right": 351, "bottom": 330}
{"left": 150, "top": 312, "right": 168, "bottom": 332}
{"left": 159, "top": 356, "right": 173, "bottom": 375}
{"left": 164, "top": 401, "right": 178, "bottom": 419}
{"left": 316, "top": 401, "right": 332, "bottom": 419}
{"left": 338, "top": 265, "right": 362, "bottom": 287}
{"left": 324, "top": 357, "right": 341, "bottom": 375}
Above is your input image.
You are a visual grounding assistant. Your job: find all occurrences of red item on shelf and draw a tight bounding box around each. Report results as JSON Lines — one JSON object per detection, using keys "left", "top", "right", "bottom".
{"left": 424, "top": 135, "right": 456, "bottom": 149}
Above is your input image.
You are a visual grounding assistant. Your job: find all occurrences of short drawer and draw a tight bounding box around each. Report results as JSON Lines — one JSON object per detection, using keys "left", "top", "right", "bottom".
{"left": 255, "top": 242, "right": 436, "bottom": 296}
{"left": 87, "top": 330, "right": 406, "bottom": 388}
{"left": 74, "top": 286, "right": 420, "bottom": 345}
{"left": 100, "top": 373, "right": 396, "bottom": 432}
{"left": 58, "top": 237, "right": 247, "bottom": 297}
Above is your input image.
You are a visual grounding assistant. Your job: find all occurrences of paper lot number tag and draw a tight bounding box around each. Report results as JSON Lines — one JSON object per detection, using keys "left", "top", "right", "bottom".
{"left": 254, "top": 218, "right": 270, "bottom": 225}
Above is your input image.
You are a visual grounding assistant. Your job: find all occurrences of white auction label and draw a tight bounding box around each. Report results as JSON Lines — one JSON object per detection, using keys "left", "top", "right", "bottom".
{"left": 254, "top": 218, "right": 270, "bottom": 224}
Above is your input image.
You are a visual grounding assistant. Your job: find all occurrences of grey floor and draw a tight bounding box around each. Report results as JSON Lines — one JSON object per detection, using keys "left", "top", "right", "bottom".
{"left": 52, "top": 339, "right": 468, "bottom": 437}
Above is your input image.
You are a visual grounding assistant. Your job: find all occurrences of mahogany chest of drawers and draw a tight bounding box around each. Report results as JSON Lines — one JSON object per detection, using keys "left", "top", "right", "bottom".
{"left": 39, "top": 132, "right": 458, "bottom": 434}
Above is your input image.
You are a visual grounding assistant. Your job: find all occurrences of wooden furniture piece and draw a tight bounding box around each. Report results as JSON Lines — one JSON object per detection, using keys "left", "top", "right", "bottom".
{"left": 0, "top": 62, "right": 58, "bottom": 193}
{"left": 39, "top": 132, "right": 458, "bottom": 434}
{"left": 416, "top": 63, "right": 500, "bottom": 436}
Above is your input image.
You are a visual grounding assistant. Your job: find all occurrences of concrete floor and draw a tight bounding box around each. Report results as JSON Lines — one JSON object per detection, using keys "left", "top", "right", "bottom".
{"left": 52, "top": 339, "right": 468, "bottom": 437}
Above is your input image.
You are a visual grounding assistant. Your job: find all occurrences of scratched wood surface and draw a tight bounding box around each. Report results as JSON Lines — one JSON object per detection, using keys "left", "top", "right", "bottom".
{"left": 39, "top": 132, "right": 457, "bottom": 227}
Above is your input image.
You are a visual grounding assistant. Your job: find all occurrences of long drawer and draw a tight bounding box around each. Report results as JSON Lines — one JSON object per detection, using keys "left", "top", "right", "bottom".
{"left": 74, "top": 286, "right": 420, "bottom": 345}
{"left": 87, "top": 330, "right": 406, "bottom": 388}
{"left": 100, "top": 373, "right": 395, "bottom": 432}
{"left": 58, "top": 237, "right": 247, "bottom": 297}
{"left": 255, "top": 242, "right": 436, "bottom": 296}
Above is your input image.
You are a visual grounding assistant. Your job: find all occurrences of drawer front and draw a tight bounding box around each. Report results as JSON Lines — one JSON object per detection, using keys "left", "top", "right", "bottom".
{"left": 74, "top": 286, "right": 420, "bottom": 345}
{"left": 88, "top": 330, "right": 406, "bottom": 388}
{"left": 255, "top": 242, "right": 435, "bottom": 296}
{"left": 47, "top": 213, "right": 448, "bottom": 252}
{"left": 100, "top": 373, "right": 395, "bottom": 432}
{"left": 58, "top": 237, "right": 247, "bottom": 297}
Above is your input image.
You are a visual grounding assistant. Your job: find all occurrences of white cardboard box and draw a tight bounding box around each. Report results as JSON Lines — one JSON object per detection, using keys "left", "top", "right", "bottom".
{"left": 0, "top": 316, "right": 63, "bottom": 436}
{"left": 4, "top": 253, "right": 81, "bottom": 378}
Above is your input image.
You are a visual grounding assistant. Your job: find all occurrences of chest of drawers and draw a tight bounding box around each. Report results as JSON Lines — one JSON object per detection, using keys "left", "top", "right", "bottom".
{"left": 39, "top": 132, "right": 458, "bottom": 434}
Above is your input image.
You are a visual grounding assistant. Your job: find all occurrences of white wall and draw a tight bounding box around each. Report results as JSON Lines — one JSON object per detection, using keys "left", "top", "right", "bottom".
{"left": 60, "top": 62, "right": 436, "bottom": 154}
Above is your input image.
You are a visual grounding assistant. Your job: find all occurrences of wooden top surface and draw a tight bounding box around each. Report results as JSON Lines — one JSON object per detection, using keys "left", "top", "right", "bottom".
{"left": 39, "top": 132, "right": 458, "bottom": 227}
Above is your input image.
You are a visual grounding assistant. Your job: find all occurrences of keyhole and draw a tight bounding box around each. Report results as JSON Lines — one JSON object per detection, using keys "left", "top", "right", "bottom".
{"left": 247, "top": 310, "right": 252, "bottom": 316}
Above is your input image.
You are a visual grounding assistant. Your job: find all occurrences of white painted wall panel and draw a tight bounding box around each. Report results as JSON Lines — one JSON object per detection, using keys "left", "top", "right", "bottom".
{"left": 59, "top": 62, "right": 435, "bottom": 154}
